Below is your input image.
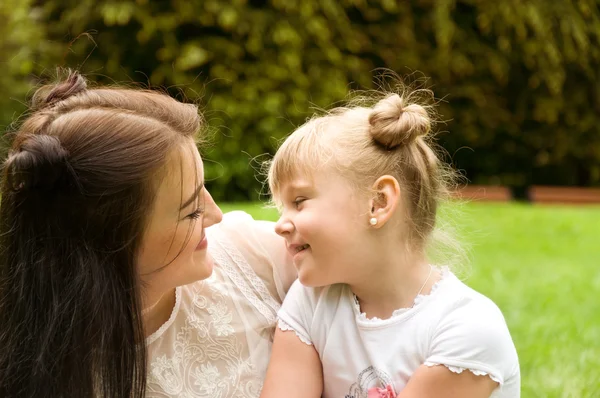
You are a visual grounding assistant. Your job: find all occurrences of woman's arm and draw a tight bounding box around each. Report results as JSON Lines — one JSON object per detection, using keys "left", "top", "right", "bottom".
{"left": 260, "top": 328, "right": 323, "bottom": 398}
{"left": 397, "top": 364, "right": 497, "bottom": 398}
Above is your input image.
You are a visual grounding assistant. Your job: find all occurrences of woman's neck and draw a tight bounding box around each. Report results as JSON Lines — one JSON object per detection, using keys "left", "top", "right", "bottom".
{"left": 142, "top": 288, "right": 177, "bottom": 338}
{"left": 349, "top": 249, "right": 439, "bottom": 320}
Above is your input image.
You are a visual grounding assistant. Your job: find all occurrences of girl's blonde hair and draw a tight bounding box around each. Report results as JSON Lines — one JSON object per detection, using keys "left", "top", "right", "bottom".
{"left": 269, "top": 84, "right": 458, "bottom": 251}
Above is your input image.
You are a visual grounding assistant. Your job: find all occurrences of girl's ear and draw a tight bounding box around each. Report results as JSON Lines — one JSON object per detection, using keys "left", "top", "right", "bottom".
{"left": 368, "top": 175, "right": 401, "bottom": 228}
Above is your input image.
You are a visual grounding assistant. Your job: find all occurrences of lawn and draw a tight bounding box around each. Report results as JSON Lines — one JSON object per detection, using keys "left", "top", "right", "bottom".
{"left": 220, "top": 201, "right": 600, "bottom": 397}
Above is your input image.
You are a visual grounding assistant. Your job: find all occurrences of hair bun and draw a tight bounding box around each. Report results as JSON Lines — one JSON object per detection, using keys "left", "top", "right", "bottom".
{"left": 368, "top": 94, "right": 431, "bottom": 149}
{"left": 32, "top": 71, "right": 87, "bottom": 110}
{"left": 4, "top": 135, "right": 71, "bottom": 192}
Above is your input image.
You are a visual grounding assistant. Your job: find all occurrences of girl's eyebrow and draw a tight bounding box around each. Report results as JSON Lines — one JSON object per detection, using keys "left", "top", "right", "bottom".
{"left": 287, "top": 181, "right": 313, "bottom": 192}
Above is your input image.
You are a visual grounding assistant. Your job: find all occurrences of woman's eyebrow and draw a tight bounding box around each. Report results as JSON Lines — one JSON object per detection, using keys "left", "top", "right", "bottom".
{"left": 179, "top": 182, "right": 204, "bottom": 210}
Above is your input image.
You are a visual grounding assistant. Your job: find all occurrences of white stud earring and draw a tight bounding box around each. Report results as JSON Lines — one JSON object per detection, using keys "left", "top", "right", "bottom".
{"left": 369, "top": 217, "right": 378, "bottom": 226}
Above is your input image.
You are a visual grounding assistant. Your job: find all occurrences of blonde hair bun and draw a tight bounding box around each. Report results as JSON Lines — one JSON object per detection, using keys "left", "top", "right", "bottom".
{"left": 368, "top": 93, "right": 431, "bottom": 149}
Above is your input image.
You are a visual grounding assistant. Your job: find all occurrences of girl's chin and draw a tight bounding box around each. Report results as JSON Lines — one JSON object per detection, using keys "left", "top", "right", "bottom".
{"left": 297, "top": 269, "right": 327, "bottom": 288}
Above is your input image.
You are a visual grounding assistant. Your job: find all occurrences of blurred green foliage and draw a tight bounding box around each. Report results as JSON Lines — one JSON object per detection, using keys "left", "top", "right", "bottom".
{"left": 0, "top": 0, "right": 55, "bottom": 136}
{"left": 2, "top": 0, "right": 600, "bottom": 200}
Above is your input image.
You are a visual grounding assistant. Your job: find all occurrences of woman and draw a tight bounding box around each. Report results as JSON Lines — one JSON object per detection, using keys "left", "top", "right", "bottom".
{"left": 0, "top": 71, "right": 295, "bottom": 397}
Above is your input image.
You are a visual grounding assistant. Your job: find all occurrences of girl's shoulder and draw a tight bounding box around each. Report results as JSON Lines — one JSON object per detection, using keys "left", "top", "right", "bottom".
{"left": 432, "top": 269, "right": 508, "bottom": 323}
{"left": 423, "top": 269, "right": 519, "bottom": 386}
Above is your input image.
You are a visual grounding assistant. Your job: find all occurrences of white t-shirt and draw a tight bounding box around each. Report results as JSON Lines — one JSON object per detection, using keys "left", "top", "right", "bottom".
{"left": 146, "top": 211, "right": 295, "bottom": 398}
{"left": 278, "top": 268, "right": 520, "bottom": 398}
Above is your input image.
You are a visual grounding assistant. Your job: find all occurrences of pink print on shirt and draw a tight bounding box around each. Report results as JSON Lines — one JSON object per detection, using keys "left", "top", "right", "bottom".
{"left": 345, "top": 366, "right": 397, "bottom": 398}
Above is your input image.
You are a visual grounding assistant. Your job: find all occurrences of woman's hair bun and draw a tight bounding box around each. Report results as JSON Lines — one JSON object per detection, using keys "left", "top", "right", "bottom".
{"left": 32, "top": 71, "right": 87, "bottom": 110}
{"left": 368, "top": 93, "right": 431, "bottom": 149}
{"left": 4, "top": 135, "right": 71, "bottom": 192}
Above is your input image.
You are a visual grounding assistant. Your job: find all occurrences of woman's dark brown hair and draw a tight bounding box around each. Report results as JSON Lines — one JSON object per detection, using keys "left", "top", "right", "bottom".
{"left": 0, "top": 71, "right": 202, "bottom": 397}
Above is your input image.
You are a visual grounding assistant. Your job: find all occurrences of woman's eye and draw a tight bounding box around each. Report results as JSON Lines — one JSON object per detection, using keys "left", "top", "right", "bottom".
{"left": 187, "top": 208, "right": 204, "bottom": 220}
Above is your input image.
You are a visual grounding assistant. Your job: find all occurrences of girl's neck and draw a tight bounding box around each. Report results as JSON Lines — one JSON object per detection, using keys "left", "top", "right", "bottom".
{"left": 349, "top": 250, "right": 439, "bottom": 320}
{"left": 142, "top": 287, "right": 177, "bottom": 338}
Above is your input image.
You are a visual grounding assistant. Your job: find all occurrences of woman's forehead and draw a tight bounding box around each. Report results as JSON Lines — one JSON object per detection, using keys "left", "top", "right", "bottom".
{"left": 155, "top": 144, "right": 204, "bottom": 210}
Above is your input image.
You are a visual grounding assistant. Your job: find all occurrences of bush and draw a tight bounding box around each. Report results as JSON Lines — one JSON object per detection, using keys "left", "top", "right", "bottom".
{"left": 5, "top": 0, "right": 600, "bottom": 199}
{"left": 0, "top": 0, "right": 55, "bottom": 137}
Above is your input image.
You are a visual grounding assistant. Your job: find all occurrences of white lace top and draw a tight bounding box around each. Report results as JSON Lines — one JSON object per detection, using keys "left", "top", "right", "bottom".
{"left": 146, "top": 211, "right": 295, "bottom": 398}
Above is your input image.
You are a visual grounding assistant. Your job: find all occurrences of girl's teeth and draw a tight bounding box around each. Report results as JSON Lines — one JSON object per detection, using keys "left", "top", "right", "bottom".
{"left": 297, "top": 244, "right": 309, "bottom": 252}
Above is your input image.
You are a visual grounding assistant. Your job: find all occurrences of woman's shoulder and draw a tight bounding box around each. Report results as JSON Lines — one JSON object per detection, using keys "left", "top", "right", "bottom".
{"left": 206, "top": 210, "right": 254, "bottom": 233}
{"left": 206, "top": 210, "right": 277, "bottom": 250}
{"left": 207, "top": 211, "right": 297, "bottom": 302}
{"left": 206, "top": 210, "right": 296, "bottom": 302}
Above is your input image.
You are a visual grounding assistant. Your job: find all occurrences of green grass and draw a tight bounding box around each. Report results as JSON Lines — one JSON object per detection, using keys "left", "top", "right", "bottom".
{"left": 220, "top": 201, "right": 600, "bottom": 397}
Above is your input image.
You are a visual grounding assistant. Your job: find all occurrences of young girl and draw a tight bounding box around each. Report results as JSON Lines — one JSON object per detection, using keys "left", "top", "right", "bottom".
{"left": 260, "top": 87, "right": 520, "bottom": 398}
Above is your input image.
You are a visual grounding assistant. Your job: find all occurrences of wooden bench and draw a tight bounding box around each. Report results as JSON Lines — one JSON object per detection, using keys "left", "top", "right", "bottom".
{"left": 451, "top": 185, "right": 512, "bottom": 202}
{"left": 529, "top": 186, "right": 600, "bottom": 204}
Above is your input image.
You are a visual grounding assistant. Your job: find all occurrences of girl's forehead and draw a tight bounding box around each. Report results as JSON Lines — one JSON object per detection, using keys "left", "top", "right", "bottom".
{"left": 274, "top": 168, "right": 318, "bottom": 194}
{"left": 281, "top": 170, "right": 357, "bottom": 196}
{"left": 281, "top": 176, "right": 315, "bottom": 192}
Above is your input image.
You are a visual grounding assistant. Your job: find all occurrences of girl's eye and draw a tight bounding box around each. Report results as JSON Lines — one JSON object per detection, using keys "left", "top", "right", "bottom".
{"left": 293, "top": 198, "right": 306, "bottom": 208}
{"left": 187, "top": 208, "right": 204, "bottom": 220}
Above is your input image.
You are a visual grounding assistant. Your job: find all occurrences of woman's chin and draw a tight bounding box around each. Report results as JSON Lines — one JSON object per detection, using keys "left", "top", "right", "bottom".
{"left": 194, "top": 253, "right": 214, "bottom": 279}
{"left": 178, "top": 254, "right": 214, "bottom": 286}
